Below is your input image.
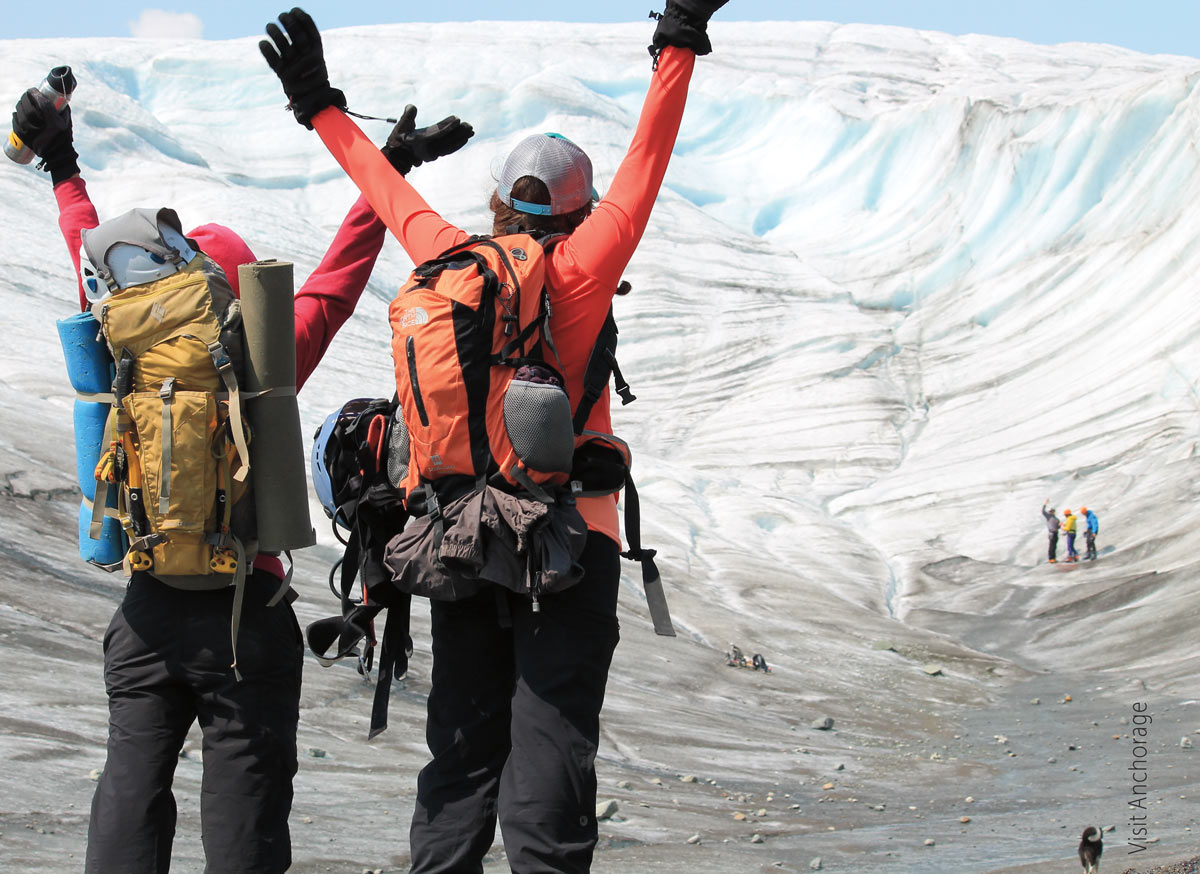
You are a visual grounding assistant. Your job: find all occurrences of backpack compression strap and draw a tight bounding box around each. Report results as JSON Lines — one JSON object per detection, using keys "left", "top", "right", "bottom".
{"left": 208, "top": 341, "right": 251, "bottom": 483}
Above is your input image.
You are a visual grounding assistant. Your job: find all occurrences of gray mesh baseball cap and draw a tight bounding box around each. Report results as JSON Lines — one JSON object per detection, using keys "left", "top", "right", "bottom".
{"left": 496, "top": 133, "right": 596, "bottom": 216}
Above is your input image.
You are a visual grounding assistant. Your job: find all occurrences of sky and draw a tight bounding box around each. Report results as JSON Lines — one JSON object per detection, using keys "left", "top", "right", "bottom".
{"left": 4, "top": 0, "right": 1200, "bottom": 58}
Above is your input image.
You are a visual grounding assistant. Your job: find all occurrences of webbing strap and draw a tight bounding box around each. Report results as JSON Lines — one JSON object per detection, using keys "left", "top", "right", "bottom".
{"left": 240, "top": 385, "right": 297, "bottom": 400}
{"left": 266, "top": 550, "right": 295, "bottom": 607}
{"left": 82, "top": 493, "right": 120, "bottom": 522}
{"left": 228, "top": 538, "right": 248, "bottom": 683}
{"left": 368, "top": 599, "right": 412, "bottom": 740}
{"left": 497, "top": 314, "right": 542, "bottom": 363}
{"left": 507, "top": 464, "right": 556, "bottom": 505}
{"left": 158, "top": 378, "right": 176, "bottom": 516}
{"left": 88, "top": 481, "right": 113, "bottom": 538}
{"left": 76, "top": 390, "right": 116, "bottom": 404}
{"left": 424, "top": 485, "right": 446, "bottom": 555}
{"left": 572, "top": 309, "right": 623, "bottom": 434}
{"left": 540, "top": 298, "right": 568, "bottom": 379}
{"left": 209, "top": 342, "right": 251, "bottom": 483}
{"left": 620, "top": 472, "right": 675, "bottom": 637}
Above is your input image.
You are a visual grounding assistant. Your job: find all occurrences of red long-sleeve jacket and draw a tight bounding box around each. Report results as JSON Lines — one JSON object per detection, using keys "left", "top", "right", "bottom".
{"left": 310, "top": 46, "right": 696, "bottom": 543}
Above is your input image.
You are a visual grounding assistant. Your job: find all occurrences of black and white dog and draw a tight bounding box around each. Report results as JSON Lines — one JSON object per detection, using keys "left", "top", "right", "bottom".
{"left": 1079, "top": 825, "right": 1103, "bottom": 873}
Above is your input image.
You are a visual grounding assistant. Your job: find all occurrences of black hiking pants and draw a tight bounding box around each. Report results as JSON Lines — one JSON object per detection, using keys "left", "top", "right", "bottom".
{"left": 409, "top": 533, "right": 621, "bottom": 874}
{"left": 1048, "top": 533, "right": 1058, "bottom": 561}
{"left": 85, "top": 570, "right": 303, "bottom": 874}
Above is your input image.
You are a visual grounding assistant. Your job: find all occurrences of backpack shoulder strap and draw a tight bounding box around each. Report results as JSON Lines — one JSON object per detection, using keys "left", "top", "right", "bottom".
{"left": 572, "top": 308, "right": 636, "bottom": 434}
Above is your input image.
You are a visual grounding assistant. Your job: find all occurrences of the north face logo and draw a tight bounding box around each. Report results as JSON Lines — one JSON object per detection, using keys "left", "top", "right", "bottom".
{"left": 428, "top": 452, "right": 454, "bottom": 473}
{"left": 150, "top": 301, "right": 167, "bottom": 324}
{"left": 397, "top": 307, "right": 429, "bottom": 328}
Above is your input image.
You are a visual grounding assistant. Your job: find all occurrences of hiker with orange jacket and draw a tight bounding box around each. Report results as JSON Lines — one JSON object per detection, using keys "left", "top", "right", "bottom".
{"left": 260, "top": 3, "right": 727, "bottom": 871}
{"left": 13, "top": 81, "right": 470, "bottom": 874}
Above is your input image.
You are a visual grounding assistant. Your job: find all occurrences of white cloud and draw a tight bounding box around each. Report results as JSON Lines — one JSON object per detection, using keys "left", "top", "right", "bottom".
{"left": 127, "top": 9, "right": 204, "bottom": 39}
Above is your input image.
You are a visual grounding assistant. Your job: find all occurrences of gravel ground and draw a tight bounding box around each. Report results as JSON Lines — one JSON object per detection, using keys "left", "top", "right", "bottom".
{"left": 1121, "top": 856, "right": 1200, "bottom": 874}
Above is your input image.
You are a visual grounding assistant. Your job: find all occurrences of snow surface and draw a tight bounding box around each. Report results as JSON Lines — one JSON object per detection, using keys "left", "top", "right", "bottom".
{"left": 0, "top": 20, "right": 1198, "bottom": 873}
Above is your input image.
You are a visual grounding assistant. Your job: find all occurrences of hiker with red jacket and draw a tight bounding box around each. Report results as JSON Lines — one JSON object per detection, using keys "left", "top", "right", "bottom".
{"left": 260, "top": 3, "right": 728, "bottom": 871}
{"left": 12, "top": 82, "right": 470, "bottom": 874}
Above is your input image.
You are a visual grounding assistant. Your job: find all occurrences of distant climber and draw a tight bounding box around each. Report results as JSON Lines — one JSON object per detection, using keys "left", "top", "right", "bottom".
{"left": 1081, "top": 506, "right": 1099, "bottom": 560}
{"left": 725, "top": 644, "right": 770, "bottom": 672}
{"left": 1062, "top": 508, "right": 1079, "bottom": 562}
{"left": 726, "top": 643, "right": 745, "bottom": 667}
{"left": 1041, "top": 500, "right": 1060, "bottom": 563}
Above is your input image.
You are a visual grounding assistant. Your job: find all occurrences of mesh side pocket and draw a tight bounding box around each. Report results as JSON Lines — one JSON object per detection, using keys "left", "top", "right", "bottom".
{"left": 386, "top": 404, "right": 411, "bottom": 488}
{"left": 504, "top": 378, "right": 574, "bottom": 474}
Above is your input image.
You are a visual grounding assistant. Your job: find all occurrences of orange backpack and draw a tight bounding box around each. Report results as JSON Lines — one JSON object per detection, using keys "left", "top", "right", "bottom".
{"left": 388, "top": 233, "right": 575, "bottom": 505}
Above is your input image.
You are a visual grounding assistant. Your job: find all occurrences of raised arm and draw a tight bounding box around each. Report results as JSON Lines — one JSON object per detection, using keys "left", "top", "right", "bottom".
{"left": 54, "top": 176, "right": 100, "bottom": 311}
{"left": 549, "top": 45, "right": 695, "bottom": 294}
{"left": 293, "top": 193, "right": 387, "bottom": 390}
{"left": 259, "top": 9, "right": 473, "bottom": 265}
{"left": 11, "top": 85, "right": 94, "bottom": 310}
{"left": 549, "top": 0, "right": 728, "bottom": 294}
{"left": 311, "top": 108, "right": 468, "bottom": 264}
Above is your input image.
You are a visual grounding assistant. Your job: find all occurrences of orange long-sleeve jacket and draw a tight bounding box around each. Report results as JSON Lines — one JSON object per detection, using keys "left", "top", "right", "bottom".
{"left": 311, "top": 46, "right": 697, "bottom": 544}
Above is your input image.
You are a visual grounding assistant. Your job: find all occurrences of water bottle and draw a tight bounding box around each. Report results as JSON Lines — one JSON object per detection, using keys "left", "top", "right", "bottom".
{"left": 4, "top": 66, "right": 76, "bottom": 165}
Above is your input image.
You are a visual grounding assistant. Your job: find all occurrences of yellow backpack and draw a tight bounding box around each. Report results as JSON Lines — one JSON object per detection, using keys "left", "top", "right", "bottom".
{"left": 83, "top": 208, "right": 255, "bottom": 587}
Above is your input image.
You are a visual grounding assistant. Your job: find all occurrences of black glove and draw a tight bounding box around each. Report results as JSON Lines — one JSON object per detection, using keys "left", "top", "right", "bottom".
{"left": 259, "top": 7, "right": 346, "bottom": 129}
{"left": 12, "top": 88, "right": 79, "bottom": 184}
{"left": 381, "top": 104, "right": 475, "bottom": 176}
{"left": 649, "top": 0, "right": 731, "bottom": 60}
